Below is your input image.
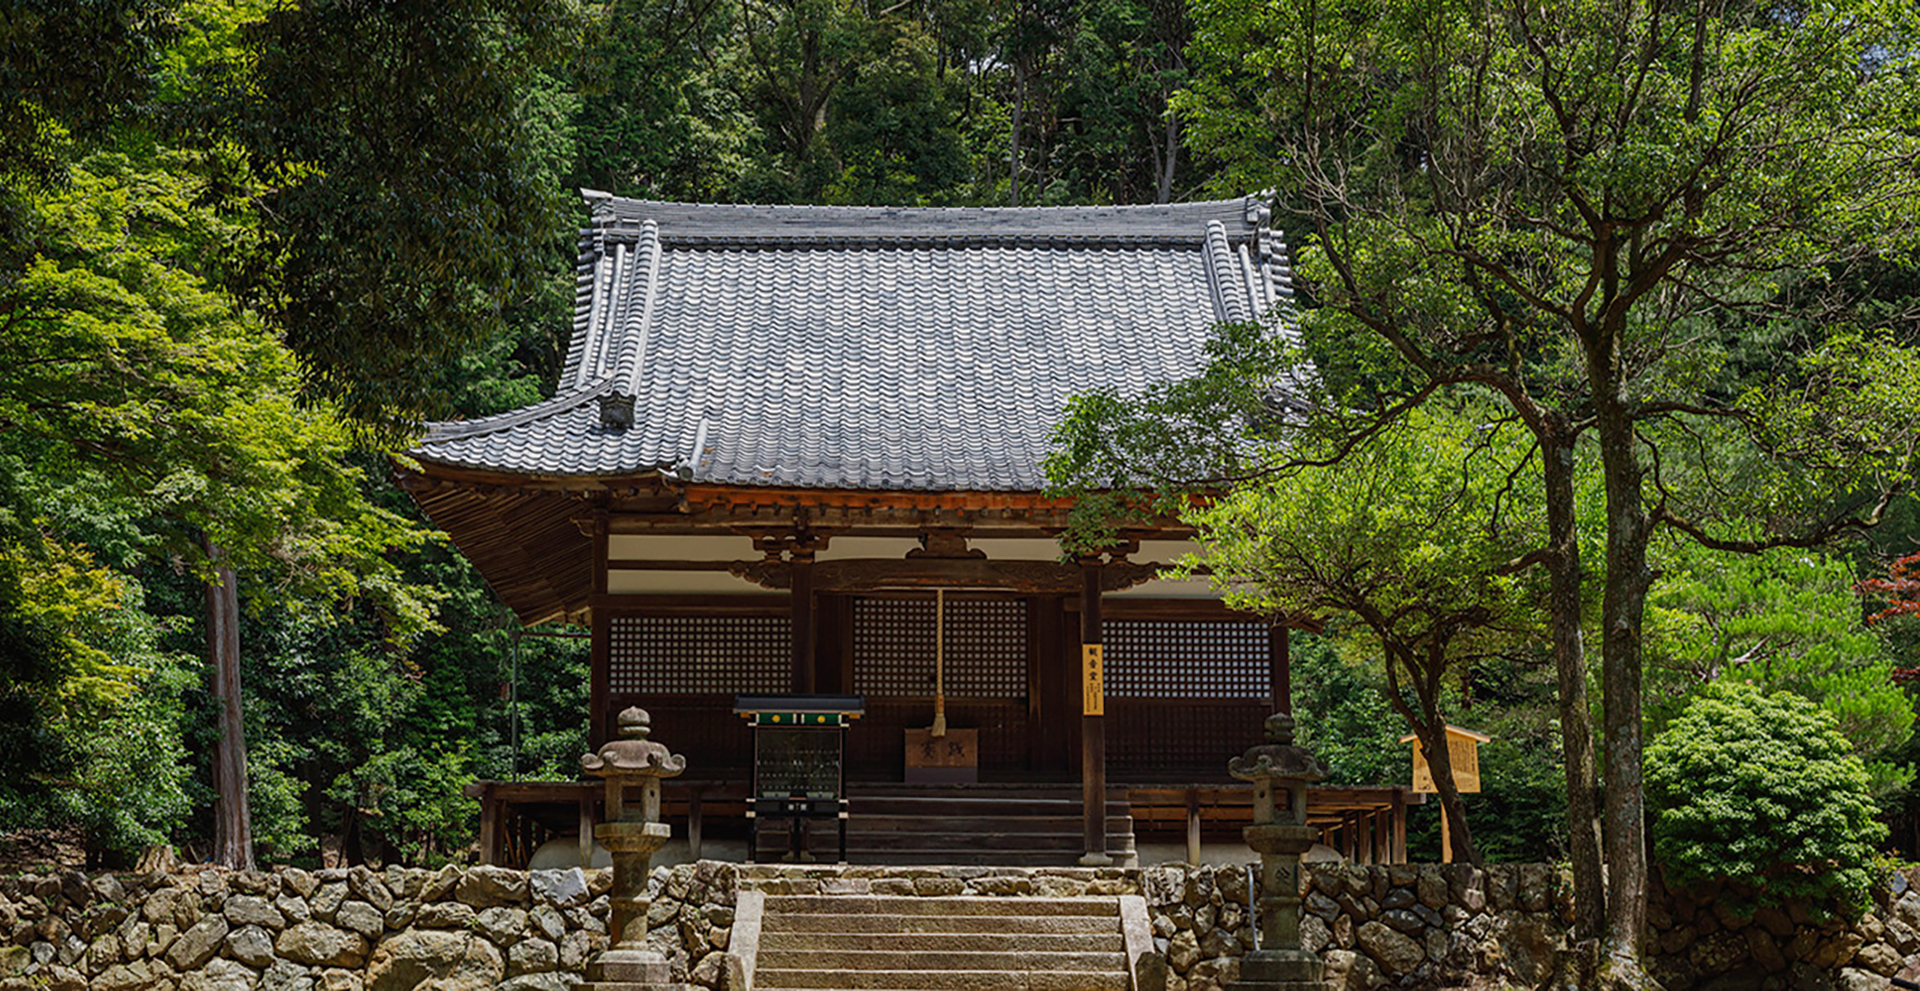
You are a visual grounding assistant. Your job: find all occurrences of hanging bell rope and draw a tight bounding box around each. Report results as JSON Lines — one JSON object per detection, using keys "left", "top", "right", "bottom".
{"left": 932, "top": 588, "right": 948, "bottom": 737}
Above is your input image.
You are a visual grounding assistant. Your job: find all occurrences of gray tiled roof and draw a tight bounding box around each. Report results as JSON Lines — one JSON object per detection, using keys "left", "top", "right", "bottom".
{"left": 415, "top": 194, "right": 1295, "bottom": 491}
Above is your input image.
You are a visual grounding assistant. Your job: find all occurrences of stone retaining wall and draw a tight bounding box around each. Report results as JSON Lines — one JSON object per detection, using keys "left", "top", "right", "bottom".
{"left": 1151, "top": 863, "right": 1920, "bottom": 991}
{"left": 0, "top": 862, "right": 738, "bottom": 991}
{"left": 6, "top": 861, "right": 1919, "bottom": 991}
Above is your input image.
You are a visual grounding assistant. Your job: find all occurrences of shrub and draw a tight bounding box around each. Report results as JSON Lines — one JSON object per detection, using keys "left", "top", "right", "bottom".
{"left": 1646, "top": 681, "right": 1886, "bottom": 912}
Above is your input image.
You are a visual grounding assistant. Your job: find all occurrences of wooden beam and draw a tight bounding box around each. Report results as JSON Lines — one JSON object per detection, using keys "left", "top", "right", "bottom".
{"left": 588, "top": 593, "right": 786, "bottom": 614}
{"left": 604, "top": 559, "right": 739, "bottom": 570}
{"left": 731, "top": 557, "right": 1164, "bottom": 594}
{"left": 1066, "top": 597, "right": 1253, "bottom": 620}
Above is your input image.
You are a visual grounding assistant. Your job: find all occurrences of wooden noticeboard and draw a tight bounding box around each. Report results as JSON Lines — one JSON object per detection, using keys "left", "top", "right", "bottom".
{"left": 1402, "top": 725, "right": 1491, "bottom": 794}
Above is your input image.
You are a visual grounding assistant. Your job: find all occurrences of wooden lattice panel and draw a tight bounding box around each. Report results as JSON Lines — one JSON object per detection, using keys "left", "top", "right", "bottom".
{"left": 1108, "top": 699, "right": 1269, "bottom": 781}
{"left": 1104, "top": 620, "right": 1268, "bottom": 699}
{"left": 851, "top": 598, "right": 1027, "bottom": 699}
{"left": 607, "top": 614, "right": 790, "bottom": 694}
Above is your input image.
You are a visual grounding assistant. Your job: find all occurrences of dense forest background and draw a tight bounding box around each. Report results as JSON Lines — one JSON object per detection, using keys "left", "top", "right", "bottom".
{"left": 3, "top": 0, "right": 1916, "bottom": 870}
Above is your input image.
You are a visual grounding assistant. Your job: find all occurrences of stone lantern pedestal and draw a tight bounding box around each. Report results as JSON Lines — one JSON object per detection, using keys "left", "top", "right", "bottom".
{"left": 1227, "top": 713, "right": 1327, "bottom": 991}
{"left": 581, "top": 707, "right": 686, "bottom": 991}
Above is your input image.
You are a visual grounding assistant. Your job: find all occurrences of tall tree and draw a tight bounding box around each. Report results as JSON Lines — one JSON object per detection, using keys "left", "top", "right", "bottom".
{"left": 1050, "top": 0, "right": 1920, "bottom": 980}
{"left": 240, "top": 0, "right": 585, "bottom": 436}
{"left": 1, "top": 150, "right": 437, "bottom": 867}
{"left": 1175, "top": 399, "right": 1556, "bottom": 864}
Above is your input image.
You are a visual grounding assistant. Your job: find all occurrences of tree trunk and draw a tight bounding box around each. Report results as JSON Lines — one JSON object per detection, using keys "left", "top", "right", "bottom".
{"left": 1543, "top": 424, "right": 1604, "bottom": 941}
{"left": 1418, "top": 720, "right": 1481, "bottom": 866}
{"left": 1010, "top": 57, "right": 1025, "bottom": 206}
{"left": 1157, "top": 112, "right": 1178, "bottom": 204}
{"left": 205, "top": 537, "right": 254, "bottom": 871}
{"left": 1592, "top": 395, "right": 1656, "bottom": 987}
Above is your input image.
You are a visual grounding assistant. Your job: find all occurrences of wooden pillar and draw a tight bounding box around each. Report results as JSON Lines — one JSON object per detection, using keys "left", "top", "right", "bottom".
{"left": 590, "top": 608, "right": 611, "bottom": 750}
{"left": 1356, "top": 811, "right": 1373, "bottom": 865}
{"left": 689, "top": 792, "right": 704, "bottom": 861}
{"left": 1391, "top": 789, "right": 1407, "bottom": 863}
{"left": 479, "top": 785, "right": 502, "bottom": 866}
{"left": 589, "top": 514, "right": 611, "bottom": 749}
{"left": 1269, "top": 623, "right": 1292, "bottom": 715}
{"left": 1079, "top": 559, "right": 1110, "bottom": 866}
{"left": 578, "top": 792, "right": 595, "bottom": 868}
{"left": 1185, "top": 789, "right": 1202, "bottom": 867}
{"left": 791, "top": 550, "right": 816, "bottom": 694}
{"left": 817, "top": 594, "right": 851, "bottom": 694}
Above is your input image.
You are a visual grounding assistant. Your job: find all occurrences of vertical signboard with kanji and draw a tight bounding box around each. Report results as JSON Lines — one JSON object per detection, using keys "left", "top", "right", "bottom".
{"left": 1082, "top": 643, "right": 1104, "bottom": 716}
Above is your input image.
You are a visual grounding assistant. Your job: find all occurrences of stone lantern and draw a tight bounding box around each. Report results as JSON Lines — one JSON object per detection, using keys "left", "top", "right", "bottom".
{"left": 1226, "top": 712, "right": 1327, "bottom": 991}
{"left": 580, "top": 707, "right": 686, "bottom": 990}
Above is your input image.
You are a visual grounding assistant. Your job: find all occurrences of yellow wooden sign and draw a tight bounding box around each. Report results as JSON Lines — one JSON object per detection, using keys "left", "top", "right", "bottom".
{"left": 1082, "top": 643, "right": 1104, "bottom": 716}
{"left": 1402, "top": 725, "right": 1491, "bottom": 794}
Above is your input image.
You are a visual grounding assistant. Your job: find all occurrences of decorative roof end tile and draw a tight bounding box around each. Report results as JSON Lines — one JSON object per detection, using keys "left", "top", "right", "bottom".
{"left": 599, "top": 392, "right": 636, "bottom": 431}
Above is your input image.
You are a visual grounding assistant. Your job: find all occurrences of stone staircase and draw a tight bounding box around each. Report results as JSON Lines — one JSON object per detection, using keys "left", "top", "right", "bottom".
{"left": 749, "top": 894, "right": 1135, "bottom": 991}
{"left": 754, "top": 785, "right": 1138, "bottom": 867}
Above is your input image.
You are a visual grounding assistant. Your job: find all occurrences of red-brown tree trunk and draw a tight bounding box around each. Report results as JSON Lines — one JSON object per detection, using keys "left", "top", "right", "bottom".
{"left": 205, "top": 537, "right": 254, "bottom": 871}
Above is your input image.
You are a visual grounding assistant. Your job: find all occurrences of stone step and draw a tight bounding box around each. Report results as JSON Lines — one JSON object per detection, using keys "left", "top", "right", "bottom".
{"left": 823, "top": 852, "right": 1135, "bottom": 867}
{"left": 758, "top": 932, "right": 1124, "bottom": 954}
{"left": 757, "top": 950, "right": 1127, "bottom": 972}
{"left": 753, "top": 969, "right": 1131, "bottom": 991}
{"left": 838, "top": 815, "right": 1133, "bottom": 833}
{"left": 763, "top": 913, "right": 1122, "bottom": 935}
{"left": 838, "top": 831, "right": 1136, "bottom": 851}
{"left": 850, "top": 784, "right": 1130, "bottom": 800}
{"left": 765, "top": 895, "right": 1120, "bottom": 917}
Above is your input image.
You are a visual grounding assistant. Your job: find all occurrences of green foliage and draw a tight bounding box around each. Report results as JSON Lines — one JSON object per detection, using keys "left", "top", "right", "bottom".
{"left": 1179, "top": 399, "right": 1542, "bottom": 634}
{"left": 0, "top": 522, "right": 193, "bottom": 863}
{"left": 242, "top": 0, "right": 586, "bottom": 434}
{"left": 1646, "top": 682, "right": 1886, "bottom": 913}
{"left": 2, "top": 149, "right": 438, "bottom": 629}
{"left": 1290, "top": 633, "right": 1570, "bottom": 862}
{"left": 1646, "top": 544, "right": 1914, "bottom": 794}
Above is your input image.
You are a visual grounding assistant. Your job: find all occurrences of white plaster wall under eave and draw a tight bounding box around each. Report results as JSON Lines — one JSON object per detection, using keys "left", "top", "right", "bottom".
{"left": 604, "top": 569, "right": 772, "bottom": 595}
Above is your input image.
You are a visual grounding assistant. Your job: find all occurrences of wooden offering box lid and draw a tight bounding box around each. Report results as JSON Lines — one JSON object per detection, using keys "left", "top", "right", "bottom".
{"left": 733, "top": 695, "right": 865, "bottom": 727}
